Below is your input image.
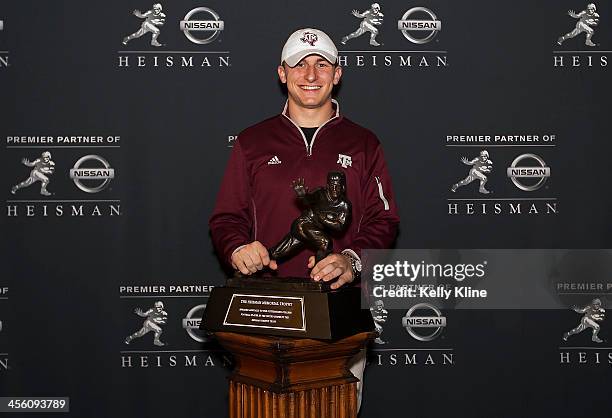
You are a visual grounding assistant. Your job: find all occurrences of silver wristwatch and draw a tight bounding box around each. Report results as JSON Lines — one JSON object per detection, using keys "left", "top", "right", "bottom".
{"left": 342, "top": 250, "right": 362, "bottom": 280}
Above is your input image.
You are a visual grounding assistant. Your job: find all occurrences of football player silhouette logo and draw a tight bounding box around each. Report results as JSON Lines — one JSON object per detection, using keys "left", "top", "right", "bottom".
{"left": 451, "top": 150, "right": 493, "bottom": 194}
{"left": 563, "top": 298, "right": 605, "bottom": 343}
{"left": 558, "top": 3, "right": 600, "bottom": 47}
{"left": 122, "top": 3, "right": 166, "bottom": 47}
{"left": 125, "top": 301, "right": 168, "bottom": 346}
{"left": 341, "top": 3, "right": 384, "bottom": 47}
{"left": 11, "top": 151, "right": 55, "bottom": 196}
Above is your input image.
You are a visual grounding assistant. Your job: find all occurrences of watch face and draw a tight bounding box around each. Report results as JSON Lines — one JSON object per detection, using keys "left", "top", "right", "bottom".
{"left": 343, "top": 252, "right": 362, "bottom": 272}
{"left": 349, "top": 256, "right": 361, "bottom": 272}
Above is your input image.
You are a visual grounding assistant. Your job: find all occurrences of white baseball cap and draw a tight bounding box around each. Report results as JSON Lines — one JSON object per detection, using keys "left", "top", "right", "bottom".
{"left": 281, "top": 28, "right": 338, "bottom": 67}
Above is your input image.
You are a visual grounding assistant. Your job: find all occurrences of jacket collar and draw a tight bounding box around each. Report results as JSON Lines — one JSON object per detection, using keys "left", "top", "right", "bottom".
{"left": 281, "top": 99, "right": 341, "bottom": 125}
{"left": 279, "top": 99, "right": 342, "bottom": 156}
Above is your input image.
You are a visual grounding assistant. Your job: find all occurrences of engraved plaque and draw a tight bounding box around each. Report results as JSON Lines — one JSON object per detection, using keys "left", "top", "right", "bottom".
{"left": 223, "top": 294, "right": 306, "bottom": 332}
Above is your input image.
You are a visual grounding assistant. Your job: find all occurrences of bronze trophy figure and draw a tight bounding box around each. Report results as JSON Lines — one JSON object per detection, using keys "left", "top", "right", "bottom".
{"left": 269, "top": 171, "right": 351, "bottom": 265}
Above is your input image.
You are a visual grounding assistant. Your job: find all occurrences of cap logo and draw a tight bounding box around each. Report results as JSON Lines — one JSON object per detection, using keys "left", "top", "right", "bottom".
{"left": 300, "top": 31, "right": 318, "bottom": 46}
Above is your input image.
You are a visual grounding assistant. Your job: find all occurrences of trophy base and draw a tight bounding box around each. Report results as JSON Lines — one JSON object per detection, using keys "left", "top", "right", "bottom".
{"left": 201, "top": 277, "right": 374, "bottom": 340}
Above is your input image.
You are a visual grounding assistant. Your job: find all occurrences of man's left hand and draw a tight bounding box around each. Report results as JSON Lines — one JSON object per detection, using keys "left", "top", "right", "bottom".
{"left": 308, "top": 254, "right": 354, "bottom": 290}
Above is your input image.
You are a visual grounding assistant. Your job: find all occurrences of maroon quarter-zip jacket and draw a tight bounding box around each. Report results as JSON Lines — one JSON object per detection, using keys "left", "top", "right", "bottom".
{"left": 209, "top": 101, "right": 400, "bottom": 278}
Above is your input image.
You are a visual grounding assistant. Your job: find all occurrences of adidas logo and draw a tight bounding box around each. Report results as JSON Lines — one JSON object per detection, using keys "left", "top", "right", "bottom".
{"left": 267, "top": 155, "right": 282, "bottom": 165}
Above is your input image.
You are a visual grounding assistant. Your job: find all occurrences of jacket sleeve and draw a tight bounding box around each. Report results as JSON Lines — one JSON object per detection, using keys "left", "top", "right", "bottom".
{"left": 347, "top": 137, "right": 400, "bottom": 258}
{"left": 209, "top": 140, "right": 253, "bottom": 267}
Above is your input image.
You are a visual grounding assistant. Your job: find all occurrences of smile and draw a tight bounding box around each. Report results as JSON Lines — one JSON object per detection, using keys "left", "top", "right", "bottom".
{"left": 300, "top": 85, "right": 321, "bottom": 90}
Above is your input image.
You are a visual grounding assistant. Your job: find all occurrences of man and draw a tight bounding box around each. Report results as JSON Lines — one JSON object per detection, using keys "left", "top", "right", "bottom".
{"left": 209, "top": 28, "right": 400, "bottom": 409}
{"left": 563, "top": 298, "right": 605, "bottom": 343}
{"left": 11, "top": 151, "right": 55, "bottom": 196}
{"left": 451, "top": 150, "right": 493, "bottom": 194}
{"left": 122, "top": 3, "right": 166, "bottom": 47}
{"left": 210, "top": 27, "right": 399, "bottom": 288}
{"left": 124, "top": 301, "right": 168, "bottom": 346}
{"left": 557, "top": 3, "right": 599, "bottom": 47}
{"left": 341, "top": 3, "right": 384, "bottom": 47}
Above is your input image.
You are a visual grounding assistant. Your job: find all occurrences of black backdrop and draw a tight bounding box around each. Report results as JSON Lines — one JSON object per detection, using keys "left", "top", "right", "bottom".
{"left": 2, "top": 0, "right": 611, "bottom": 417}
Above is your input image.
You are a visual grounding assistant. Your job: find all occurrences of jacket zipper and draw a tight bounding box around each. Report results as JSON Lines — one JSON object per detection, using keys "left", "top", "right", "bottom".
{"left": 306, "top": 117, "right": 338, "bottom": 156}
{"left": 281, "top": 100, "right": 340, "bottom": 156}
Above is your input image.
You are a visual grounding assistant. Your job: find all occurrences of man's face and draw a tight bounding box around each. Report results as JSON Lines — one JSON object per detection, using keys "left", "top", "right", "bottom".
{"left": 328, "top": 177, "right": 343, "bottom": 200}
{"left": 372, "top": 4, "right": 380, "bottom": 13}
{"left": 278, "top": 54, "right": 342, "bottom": 110}
{"left": 588, "top": 4, "right": 595, "bottom": 13}
{"left": 153, "top": 5, "right": 161, "bottom": 14}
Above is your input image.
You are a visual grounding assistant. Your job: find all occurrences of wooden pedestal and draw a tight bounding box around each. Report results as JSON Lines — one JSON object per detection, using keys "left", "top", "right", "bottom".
{"left": 215, "top": 331, "right": 375, "bottom": 418}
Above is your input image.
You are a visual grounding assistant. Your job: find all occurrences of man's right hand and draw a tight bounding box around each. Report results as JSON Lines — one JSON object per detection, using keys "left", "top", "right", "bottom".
{"left": 231, "top": 241, "right": 278, "bottom": 275}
